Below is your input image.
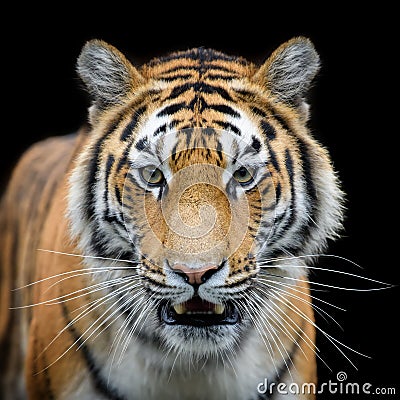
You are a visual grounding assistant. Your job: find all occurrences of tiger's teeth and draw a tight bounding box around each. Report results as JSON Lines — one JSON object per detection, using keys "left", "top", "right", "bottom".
{"left": 214, "top": 304, "right": 225, "bottom": 314}
{"left": 173, "top": 303, "right": 186, "bottom": 314}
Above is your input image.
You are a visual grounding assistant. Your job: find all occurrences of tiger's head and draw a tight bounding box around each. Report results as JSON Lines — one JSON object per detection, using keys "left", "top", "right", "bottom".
{"left": 68, "top": 38, "right": 344, "bottom": 364}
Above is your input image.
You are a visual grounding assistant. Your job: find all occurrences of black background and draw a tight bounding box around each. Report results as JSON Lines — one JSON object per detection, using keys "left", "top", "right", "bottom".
{"left": 3, "top": 5, "right": 399, "bottom": 399}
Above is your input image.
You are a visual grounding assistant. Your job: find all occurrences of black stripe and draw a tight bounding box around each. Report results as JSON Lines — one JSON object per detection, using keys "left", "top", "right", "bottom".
{"left": 86, "top": 119, "right": 120, "bottom": 223}
{"left": 159, "top": 96, "right": 239, "bottom": 119}
{"left": 262, "top": 183, "right": 272, "bottom": 196}
{"left": 268, "top": 104, "right": 292, "bottom": 133}
{"left": 171, "top": 143, "right": 178, "bottom": 161}
{"left": 284, "top": 148, "right": 296, "bottom": 228}
{"left": 31, "top": 329, "right": 55, "bottom": 399}
{"left": 234, "top": 89, "right": 257, "bottom": 98}
{"left": 120, "top": 106, "right": 146, "bottom": 141}
{"left": 297, "top": 140, "right": 318, "bottom": 206}
{"left": 251, "top": 136, "right": 261, "bottom": 152}
{"left": 85, "top": 101, "right": 145, "bottom": 226}
{"left": 154, "top": 123, "right": 167, "bottom": 136}
{"left": 104, "top": 214, "right": 124, "bottom": 226}
{"left": 208, "top": 104, "right": 240, "bottom": 118}
{"left": 168, "top": 119, "right": 182, "bottom": 130}
{"left": 266, "top": 143, "right": 280, "bottom": 173}
{"left": 157, "top": 101, "right": 187, "bottom": 117}
{"left": 261, "top": 120, "right": 276, "bottom": 141}
{"left": 205, "top": 73, "right": 240, "bottom": 80}
{"left": 286, "top": 141, "right": 319, "bottom": 253}
{"left": 85, "top": 121, "right": 130, "bottom": 256}
{"left": 251, "top": 106, "right": 268, "bottom": 118}
{"left": 166, "top": 82, "right": 233, "bottom": 102}
{"left": 200, "top": 83, "right": 233, "bottom": 100}
{"left": 167, "top": 83, "right": 193, "bottom": 100}
{"left": 215, "top": 121, "right": 241, "bottom": 135}
{"left": 216, "top": 140, "right": 224, "bottom": 161}
{"left": 42, "top": 348, "right": 56, "bottom": 400}
{"left": 115, "top": 186, "right": 122, "bottom": 205}
{"left": 104, "top": 154, "right": 115, "bottom": 218}
{"left": 267, "top": 149, "right": 297, "bottom": 248}
{"left": 135, "top": 137, "right": 148, "bottom": 151}
{"left": 61, "top": 302, "right": 127, "bottom": 400}
{"left": 285, "top": 149, "right": 295, "bottom": 182}
{"left": 272, "top": 149, "right": 296, "bottom": 236}
{"left": 188, "top": 96, "right": 206, "bottom": 112}
{"left": 200, "top": 63, "right": 245, "bottom": 72}
{"left": 202, "top": 127, "right": 216, "bottom": 136}
{"left": 274, "top": 182, "right": 281, "bottom": 204}
{"left": 159, "top": 74, "right": 193, "bottom": 82}
{"left": 148, "top": 47, "right": 248, "bottom": 66}
{"left": 116, "top": 141, "right": 134, "bottom": 173}
{"left": 268, "top": 105, "right": 320, "bottom": 252}
{"left": 157, "top": 65, "right": 197, "bottom": 75}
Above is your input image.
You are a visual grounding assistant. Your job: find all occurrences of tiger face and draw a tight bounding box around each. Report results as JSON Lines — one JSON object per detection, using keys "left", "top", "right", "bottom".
{"left": 68, "top": 37, "right": 344, "bottom": 379}
{"left": 114, "top": 126, "right": 276, "bottom": 356}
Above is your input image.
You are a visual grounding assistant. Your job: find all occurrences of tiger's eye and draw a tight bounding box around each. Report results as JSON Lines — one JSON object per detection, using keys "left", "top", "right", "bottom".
{"left": 140, "top": 166, "right": 165, "bottom": 186}
{"left": 233, "top": 167, "right": 254, "bottom": 185}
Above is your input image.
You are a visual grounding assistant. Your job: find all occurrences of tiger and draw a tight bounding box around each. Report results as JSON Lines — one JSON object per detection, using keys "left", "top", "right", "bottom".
{"left": 0, "top": 36, "right": 344, "bottom": 400}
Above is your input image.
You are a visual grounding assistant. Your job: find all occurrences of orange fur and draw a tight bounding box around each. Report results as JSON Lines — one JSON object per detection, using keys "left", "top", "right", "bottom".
{"left": 0, "top": 37, "right": 344, "bottom": 399}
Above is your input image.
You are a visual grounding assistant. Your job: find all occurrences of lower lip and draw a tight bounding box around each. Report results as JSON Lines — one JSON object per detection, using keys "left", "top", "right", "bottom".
{"left": 159, "top": 301, "right": 240, "bottom": 327}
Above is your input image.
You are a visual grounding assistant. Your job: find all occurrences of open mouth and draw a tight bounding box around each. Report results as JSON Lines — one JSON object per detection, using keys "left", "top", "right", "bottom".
{"left": 159, "top": 296, "right": 239, "bottom": 327}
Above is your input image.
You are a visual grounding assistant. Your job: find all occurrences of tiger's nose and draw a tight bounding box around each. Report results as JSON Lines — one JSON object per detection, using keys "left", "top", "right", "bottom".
{"left": 171, "top": 263, "right": 219, "bottom": 285}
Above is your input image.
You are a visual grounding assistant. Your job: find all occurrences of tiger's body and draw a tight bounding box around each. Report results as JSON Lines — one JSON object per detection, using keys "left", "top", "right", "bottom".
{"left": 0, "top": 38, "right": 344, "bottom": 399}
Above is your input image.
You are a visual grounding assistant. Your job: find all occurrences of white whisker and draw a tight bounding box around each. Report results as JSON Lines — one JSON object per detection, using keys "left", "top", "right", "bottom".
{"left": 12, "top": 276, "right": 138, "bottom": 309}
{"left": 258, "top": 263, "right": 393, "bottom": 289}
{"left": 44, "top": 271, "right": 139, "bottom": 293}
{"left": 242, "top": 291, "right": 295, "bottom": 379}
{"left": 249, "top": 289, "right": 310, "bottom": 360}
{"left": 13, "top": 265, "right": 139, "bottom": 291}
{"left": 232, "top": 299, "right": 282, "bottom": 378}
{"left": 109, "top": 288, "right": 148, "bottom": 356}
{"left": 259, "top": 273, "right": 391, "bottom": 292}
{"left": 117, "top": 295, "right": 159, "bottom": 365}
{"left": 269, "top": 289, "right": 370, "bottom": 370}
{"left": 260, "top": 287, "right": 333, "bottom": 372}
{"left": 264, "top": 280, "right": 344, "bottom": 330}
{"left": 86, "top": 285, "right": 145, "bottom": 346}
{"left": 37, "top": 248, "right": 138, "bottom": 265}
{"left": 35, "top": 280, "right": 139, "bottom": 371}
{"left": 257, "top": 275, "right": 346, "bottom": 311}
{"left": 257, "top": 253, "right": 364, "bottom": 270}
{"left": 71, "top": 281, "right": 143, "bottom": 352}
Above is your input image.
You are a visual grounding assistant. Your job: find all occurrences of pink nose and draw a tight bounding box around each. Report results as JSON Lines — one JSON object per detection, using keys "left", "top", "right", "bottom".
{"left": 171, "top": 263, "right": 219, "bottom": 285}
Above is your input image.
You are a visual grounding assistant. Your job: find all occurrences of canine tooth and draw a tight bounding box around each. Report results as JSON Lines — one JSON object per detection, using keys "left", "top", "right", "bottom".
{"left": 214, "top": 304, "right": 225, "bottom": 314}
{"left": 173, "top": 303, "right": 186, "bottom": 314}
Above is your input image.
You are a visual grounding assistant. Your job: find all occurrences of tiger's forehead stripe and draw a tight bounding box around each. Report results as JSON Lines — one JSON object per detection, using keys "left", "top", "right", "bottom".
{"left": 142, "top": 48, "right": 253, "bottom": 80}
{"left": 168, "top": 129, "right": 227, "bottom": 173}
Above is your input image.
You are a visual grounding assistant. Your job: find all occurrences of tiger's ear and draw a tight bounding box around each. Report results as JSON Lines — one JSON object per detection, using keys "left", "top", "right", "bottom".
{"left": 253, "top": 37, "right": 320, "bottom": 116}
{"left": 77, "top": 39, "right": 144, "bottom": 120}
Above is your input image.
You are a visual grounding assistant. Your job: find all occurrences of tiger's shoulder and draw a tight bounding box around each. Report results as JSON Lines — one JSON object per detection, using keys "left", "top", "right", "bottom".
{"left": 0, "top": 129, "right": 86, "bottom": 392}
